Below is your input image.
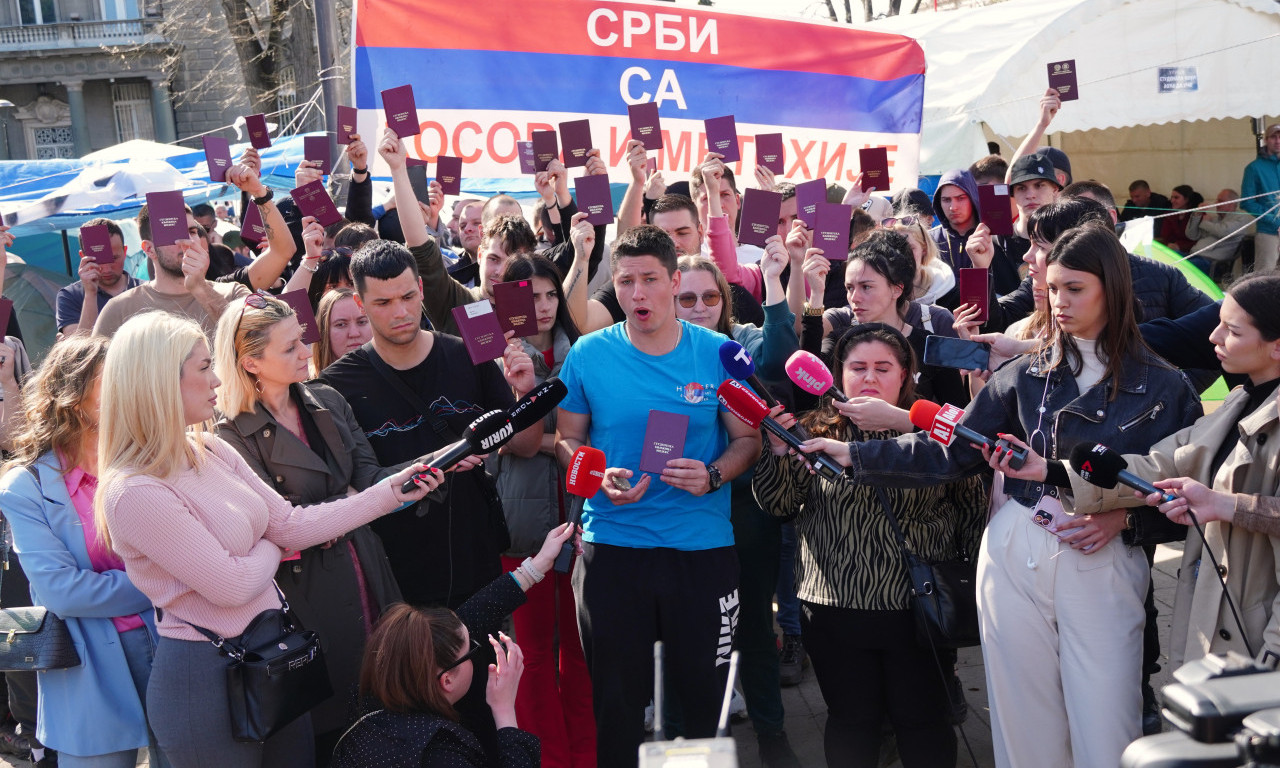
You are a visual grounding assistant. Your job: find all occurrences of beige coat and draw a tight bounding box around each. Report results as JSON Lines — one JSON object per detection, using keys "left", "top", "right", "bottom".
{"left": 1065, "top": 385, "right": 1280, "bottom": 667}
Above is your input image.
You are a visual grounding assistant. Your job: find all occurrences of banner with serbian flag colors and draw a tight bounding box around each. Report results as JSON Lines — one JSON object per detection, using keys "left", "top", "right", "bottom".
{"left": 351, "top": 0, "right": 925, "bottom": 187}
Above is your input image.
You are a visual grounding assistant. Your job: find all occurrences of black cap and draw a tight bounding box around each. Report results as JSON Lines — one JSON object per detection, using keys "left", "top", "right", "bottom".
{"left": 892, "top": 187, "right": 936, "bottom": 219}
{"left": 1009, "top": 152, "right": 1061, "bottom": 189}
{"left": 1040, "top": 147, "right": 1072, "bottom": 185}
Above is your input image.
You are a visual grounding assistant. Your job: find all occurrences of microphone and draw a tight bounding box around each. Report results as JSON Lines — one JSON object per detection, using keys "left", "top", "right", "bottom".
{"left": 508, "top": 377, "right": 567, "bottom": 433}
{"left": 1068, "top": 442, "right": 1175, "bottom": 503}
{"left": 716, "top": 379, "right": 845, "bottom": 481}
{"left": 401, "top": 410, "right": 514, "bottom": 495}
{"left": 719, "top": 340, "right": 779, "bottom": 408}
{"left": 554, "top": 446, "right": 606, "bottom": 573}
{"left": 907, "top": 400, "right": 1028, "bottom": 471}
{"left": 785, "top": 350, "right": 848, "bottom": 402}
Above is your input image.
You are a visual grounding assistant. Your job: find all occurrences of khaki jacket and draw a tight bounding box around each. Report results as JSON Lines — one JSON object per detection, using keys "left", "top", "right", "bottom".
{"left": 1065, "top": 385, "right": 1280, "bottom": 667}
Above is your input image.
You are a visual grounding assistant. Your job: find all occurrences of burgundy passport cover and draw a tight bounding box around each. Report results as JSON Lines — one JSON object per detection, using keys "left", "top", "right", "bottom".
{"left": 145, "top": 191, "right": 188, "bottom": 247}
{"left": 381, "top": 84, "right": 420, "bottom": 137}
{"left": 202, "top": 136, "right": 231, "bottom": 182}
{"left": 517, "top": 141, "right": 536, "bottom": 174}
{"left": 0, "top": 299, "right": 12, "bottom": 341}
{"left": 336, "top": 105, "right": 358, "bottom": 144}
{"left": 276, "top": 289, "right": 320, "bottom": 345}
{"left": 291, "top": 181, "right": 342, "bottom": 227}
{"left": 240, "top": 202, "right": 266, "bottom": 246}
{"left": 814, "top": 203, "right": 853, "bottom": 260}
{"left": 1048, "top": 60, "right": 1079, "bottom": 101}
{"left": 574, "top": 174, "right": 614, "bottom": 226}
{"left": 531, "top": 130, "right": 559, "bottom": 173}
{"left": 795, "top": 178, "right": 826, "bottom": 230}
{"left": 436, "top": 156, "right": 463, "bottom": 196}
{"left": 859, "top": 147, "right": 889, "bottom": 192}
{"left": 451, "top": 300, "right": 507, "bottom": 365}
{"left": 492, "top": 279, "right": 538, "bottom": 338}
{"left": 755, "top": 133, "right": 785, "bottom": 175}
{"left": 958, "top": 268, "right": 990, "bottom": 323}
{"left": 977, "top": 184, "right": 1014, "bottom": 236}
{"left": 628, "top": 102, "right": 663, "bottom": 150}
{"left": 737, "top": 189, "right": 782, "bottom": 248}
{"left": 639, "top": 410, "right": 689, "bottom": 474}
{"left": 245, "top": 113, "right": 271, "bottom": 149}
{"left": 704, "top": 115, "right": 740, "bottom": 163}
{"left": 79, "top": 224, "right": 114, "bottom": 264}
{"left": 304, "top": 135, "right": 331, "bottom": 176}
{"left": 559, "top": 119, "right": 593, "bottom": 168}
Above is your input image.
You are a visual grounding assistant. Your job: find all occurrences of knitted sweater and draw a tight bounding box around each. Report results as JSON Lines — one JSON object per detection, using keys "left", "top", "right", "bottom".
{"left": 100, "top": 435, "right": 399, "bottom": 642}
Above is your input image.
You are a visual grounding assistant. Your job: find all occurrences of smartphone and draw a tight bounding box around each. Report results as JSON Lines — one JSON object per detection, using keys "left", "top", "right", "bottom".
{"left": 923, "top": 335, "right": 990, "bottom": 371}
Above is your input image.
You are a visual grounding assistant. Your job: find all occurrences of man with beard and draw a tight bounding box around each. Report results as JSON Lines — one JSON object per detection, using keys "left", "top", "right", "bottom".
{"left": 55, "top": 217, "right": 142, "bottom": 336}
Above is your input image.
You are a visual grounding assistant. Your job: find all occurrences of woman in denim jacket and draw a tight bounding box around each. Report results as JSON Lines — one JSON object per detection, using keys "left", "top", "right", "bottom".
{"left": 796, "top": 224, "right": 1201, "bottom": 768}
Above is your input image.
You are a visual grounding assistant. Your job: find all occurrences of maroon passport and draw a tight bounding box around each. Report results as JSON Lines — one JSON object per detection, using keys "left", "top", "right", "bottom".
{"left": 794, "top": 178, "right": 826, "bottom": 230}
{"left": 859, "top": 147, "right": 889, "bottom": 192}
{"left": 639, "top": 410, "right": 689, "bottom": 475}
{"left": 977, "top": 184, "right": 1014, "bottom": 236}
{"left": 814, "top": 203, "right": 853, "bottom": 260}
{"left": 574, "top": 174, "right": 614, "bottom": 226}
{"left": 336, "top": 105, "right": 358, "bottom": 144}
{"left": 492, "top": 279, "right": 538, "bottom": 338}
{"left": 145, "top": 191, "right": 189, "bottom": 247}
{"left": 381, "top": 84, "right": 420, "bottom": 137}
{"left": 531, "top": 130, "right": 559, "bottom": 173}
{"left": 304, "top": 135, "right": 331, "bottom": 176}
{"left": 0, "top": 299, "right": 12, "bottom": 342}
{"left": 451, "top": 300, "right": 507, "bottom": 365}
{"left": 79, "top": 224, "right": 114, "bottom": 265}
{"left": 1048, "top": 60, "right": 1079, "bottom": 101}
{"left": 755, "top": 133, "right": 785, "bottom": 175}
{"left": 202, "top": 136, "right": 232, "bottom": 183}
{"left": 958, "top": 267, "right": 990, "bottom": 324}
{"left": 559, "top": 119, "right": 593, "bottom": 168}
{"left": 628, "top": 102, "right": 664, "bottom": 151}
{"left": 436, "top": 156, "right": 463, "bottom": 196}
{"left": 704, "top": 115, "right": 740, "bottom": 163}
{"left": 291, "top": 180, "right": 342, "bottom": 227}
{"left": 517, "top": 141, "right": 536, "bottom": 174}
{"left": 737, "top": 189, "right": 782, "bottom": 248}
{"left": 240, "top": 202, "right": 266, "bottom": 246}
{"left": 245, "top": 113, "right": 271, "bottom": 149}
{"left": 276, "top": 289, "right": 320, "bottom": 345}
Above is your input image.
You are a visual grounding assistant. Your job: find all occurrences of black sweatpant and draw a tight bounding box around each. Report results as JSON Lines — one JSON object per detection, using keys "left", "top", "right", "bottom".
{"left": 801, "top": 602, "right": 957, "bottom": 768}
{"left": 573, "top": 542, "right": 739, "bottom": 768}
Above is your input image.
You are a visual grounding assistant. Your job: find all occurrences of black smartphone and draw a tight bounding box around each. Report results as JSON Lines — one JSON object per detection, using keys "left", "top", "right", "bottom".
{"left": 923, "top": 335, "right": 990, "bottom": 371}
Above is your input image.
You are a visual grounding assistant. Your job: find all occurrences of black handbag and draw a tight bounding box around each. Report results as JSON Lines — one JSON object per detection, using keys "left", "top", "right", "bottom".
{"left": 874, "top": 487, "right": 980, "bottom": 650}
{"left": 0, "top": 473, "right": 81, "bottom": 673}
{"left": 180, "top": 585, "right": 332, "bottom": 742}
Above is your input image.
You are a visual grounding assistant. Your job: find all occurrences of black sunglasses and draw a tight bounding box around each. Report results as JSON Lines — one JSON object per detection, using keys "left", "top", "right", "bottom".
{"left": 438, "top": 637, "right": 484, "bottom": 677}
{"left": 234, "top": 289, "right": 272, "bottom": 337}
{"left": 320, "top": 246, "right": 354, "bottom": 261}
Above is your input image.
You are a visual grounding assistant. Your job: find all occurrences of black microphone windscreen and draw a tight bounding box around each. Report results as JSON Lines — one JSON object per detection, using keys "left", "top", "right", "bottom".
{"left": 1068, "top": 442, "right": 1125, "bottom": 489}
{"left": 509, "top": 377, "right": 568, "bottom": 432}
{"left": 465, "top": 410, "right": 516, "bottom": 452}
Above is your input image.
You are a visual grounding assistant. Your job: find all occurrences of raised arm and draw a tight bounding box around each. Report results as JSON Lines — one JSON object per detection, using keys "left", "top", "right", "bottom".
{"left": 1006, "top": 89, "right": 1061, "bottom": 182}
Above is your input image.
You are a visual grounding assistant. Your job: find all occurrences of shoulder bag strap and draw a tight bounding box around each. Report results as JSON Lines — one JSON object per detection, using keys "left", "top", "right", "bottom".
{"left": 360, "top": 341, "right": 457, "bottom": 442}
{"left": 160, "top": 582, "right": 291, "bottom": 661}
{"left": 873, "top": 486, "right": 914, "bottom": 557}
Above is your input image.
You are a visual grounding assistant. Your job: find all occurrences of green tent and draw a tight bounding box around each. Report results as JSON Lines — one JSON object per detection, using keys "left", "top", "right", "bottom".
{"left": 4, "top": 261, "right": 74, "bottom": 368}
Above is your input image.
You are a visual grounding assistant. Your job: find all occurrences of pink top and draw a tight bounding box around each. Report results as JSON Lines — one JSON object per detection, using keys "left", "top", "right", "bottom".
{"left": 100, "top": 436, "right": 399, "bottom": 642}
{"left": 60, "top": 454, "right": 145, "bottom": 634}
{"left": 707, "top": 214, "right": 763, "bottom": 301}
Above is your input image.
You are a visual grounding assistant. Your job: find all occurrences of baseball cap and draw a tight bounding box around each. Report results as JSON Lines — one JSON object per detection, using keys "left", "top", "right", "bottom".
{"left": 892, "top": 188, "right": 936, "bottom": 220}
{"left": 1040, "top": 147, "right": 1073, "bottom": 185}
{"left": 1009, "top": 152, "right": 1062, "bottom": 189}
{"left": 1267, "top": 124, "right": 1280, "bottom": 138}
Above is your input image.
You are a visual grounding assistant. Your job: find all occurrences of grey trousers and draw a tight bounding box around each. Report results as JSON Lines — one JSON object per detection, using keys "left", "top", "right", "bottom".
{"left": 147, "top": 637, "right": 314, "bottom": 768}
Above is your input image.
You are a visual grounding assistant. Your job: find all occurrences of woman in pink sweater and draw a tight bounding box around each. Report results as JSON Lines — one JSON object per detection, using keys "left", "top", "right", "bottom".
{"left": 92, "top": 310, "right": 443, "bottom": 768}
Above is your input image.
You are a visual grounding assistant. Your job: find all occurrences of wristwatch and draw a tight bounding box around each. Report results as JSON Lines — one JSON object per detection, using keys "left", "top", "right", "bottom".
{"left": 1124, "top": 511, "right": 1136, "bottom": 531}
{"left": 803, "top": 303, "right": 825, "bottom": 317}
{"left": 707, "top": 463, "right": 723, "bottom": 492}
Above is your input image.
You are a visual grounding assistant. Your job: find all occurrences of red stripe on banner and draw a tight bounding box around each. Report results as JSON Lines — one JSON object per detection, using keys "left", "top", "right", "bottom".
{"left": 354, "top": 0, "right": 924, "bottom": 82}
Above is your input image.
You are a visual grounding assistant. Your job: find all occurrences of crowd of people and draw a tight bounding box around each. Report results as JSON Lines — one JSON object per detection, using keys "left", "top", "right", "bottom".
{"left": 0, "top": 82, "right": 1275, "bottom": 768}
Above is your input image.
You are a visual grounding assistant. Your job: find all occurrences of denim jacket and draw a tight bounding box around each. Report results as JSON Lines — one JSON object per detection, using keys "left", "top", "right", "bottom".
{"left": 846, "top": 345, "right": 1202, "bottom": 543}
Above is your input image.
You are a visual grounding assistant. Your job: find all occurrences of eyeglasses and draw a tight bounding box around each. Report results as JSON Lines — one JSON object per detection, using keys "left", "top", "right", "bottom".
{"left": 677, "top": 291, "right": 722, "bottom": 308}
{"left": 319, "top": 246, "right": 353, "bottom": 261}
{"left": 437, "top": 637, "right": 484, "bottom": 677}
{"left": 234, "top": 289, "right": 272, "bottom": 337}
{"left": 881, "top": 215, "right": 920, "bottom": 228}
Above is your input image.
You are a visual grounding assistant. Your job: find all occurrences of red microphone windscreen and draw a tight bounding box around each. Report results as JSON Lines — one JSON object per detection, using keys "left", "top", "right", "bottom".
{"left": 566, "top": 446, "right": 607, "bottom": 497}
{"left": 716, "top": 379, "right": 769, "bottom": 429}
{"left": 908, "top": 400, "right": 943, "bottom": 432}
{"left": 785, "top": 350, "right": 834, "bottom": 396}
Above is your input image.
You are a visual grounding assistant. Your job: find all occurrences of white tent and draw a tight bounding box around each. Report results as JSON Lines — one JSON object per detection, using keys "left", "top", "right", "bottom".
{"left": 866, "top": 0, "right": 1280, "bottom": 192}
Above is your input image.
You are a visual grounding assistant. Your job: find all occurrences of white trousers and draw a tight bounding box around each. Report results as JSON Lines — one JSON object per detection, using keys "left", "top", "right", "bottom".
{"left": 978, "top": 500, "right": 1149, "bottom": 768}
{"left": 1255, "top": 232, "right": 1279, "bottom": 274}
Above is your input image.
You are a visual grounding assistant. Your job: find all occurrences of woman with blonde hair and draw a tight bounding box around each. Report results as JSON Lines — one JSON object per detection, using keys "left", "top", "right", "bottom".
{"left": 0, "top": 336, "right": 170, "bottom": 768}
{"left": 93, "top": 309, "right": 443, "bottom": 768}
{"left": 311, "top": 287, "right": 371, "bottom": 376}
{"left": 889, "top": 214, "right": 954, "bottom": 307}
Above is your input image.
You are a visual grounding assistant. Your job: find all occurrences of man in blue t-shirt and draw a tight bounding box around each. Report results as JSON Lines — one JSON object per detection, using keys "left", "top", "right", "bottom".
{"left": 556, "top": 225, "right": 760, "bottom": 766}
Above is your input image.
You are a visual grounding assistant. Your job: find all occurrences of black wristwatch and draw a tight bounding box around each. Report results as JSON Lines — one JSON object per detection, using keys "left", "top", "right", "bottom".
{"left": 707, "top": 463, "right": 723, "bottom": 492}
{"left": 252, "top": 188, "right": 274, "bottom": 206}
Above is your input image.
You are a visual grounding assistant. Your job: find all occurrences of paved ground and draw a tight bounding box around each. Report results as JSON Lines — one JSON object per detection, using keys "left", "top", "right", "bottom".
{"left": 0, "top": 543, "right": 1187, "bottom": 767}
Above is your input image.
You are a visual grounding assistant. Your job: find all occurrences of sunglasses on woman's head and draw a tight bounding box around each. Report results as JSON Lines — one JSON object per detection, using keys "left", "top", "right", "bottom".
{"left": 881, "top": 215, "right": 920, "bottom": 228}
{"left": 319, "top": 246, "right": 354, "bottom": 261}
{"left": 437, "top": 637, "right": 484, "bottom": 677}
{"left": 677, "top": 291, "right": 722, "bottom": 308}
{"left": 234, "top": 289, "right": 273, "bottom": 336}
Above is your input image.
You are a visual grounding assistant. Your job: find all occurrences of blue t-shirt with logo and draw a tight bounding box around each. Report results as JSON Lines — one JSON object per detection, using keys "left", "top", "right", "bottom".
{"left": 558, "top": 320, "right": 734, "bottom": 550}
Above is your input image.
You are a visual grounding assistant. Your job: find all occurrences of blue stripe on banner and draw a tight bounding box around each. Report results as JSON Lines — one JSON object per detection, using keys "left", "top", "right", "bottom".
{"left": 355, "top": 47, "right": 923, "bottom": 134}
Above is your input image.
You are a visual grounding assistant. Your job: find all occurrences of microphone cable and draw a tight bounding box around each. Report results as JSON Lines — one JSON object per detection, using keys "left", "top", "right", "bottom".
{"left": 1186, "top": 509, "right": 1254, "bottom": 659}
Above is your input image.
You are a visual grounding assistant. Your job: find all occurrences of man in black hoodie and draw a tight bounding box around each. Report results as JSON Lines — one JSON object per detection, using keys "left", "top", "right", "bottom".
{"left": 929, "top": 169, "right": 1025, "bottom": 306}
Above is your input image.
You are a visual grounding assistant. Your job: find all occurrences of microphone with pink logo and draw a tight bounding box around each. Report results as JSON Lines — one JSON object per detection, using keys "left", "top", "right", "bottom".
{"left": 907, "top": 399, "right": 1028, "bottom": 471}
{"left": 785, "top": 350, "right": 849, "bottom": 403}
{"left": 717, "top": 379, "right": 845, "bottom": 481}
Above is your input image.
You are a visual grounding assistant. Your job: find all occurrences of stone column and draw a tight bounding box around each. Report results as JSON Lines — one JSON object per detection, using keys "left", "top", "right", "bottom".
{"left": 149, "top": 77, "right": 177, "bottom": 144}
{"left": 63, "top": 80, "right": 90, "bottom": 157}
